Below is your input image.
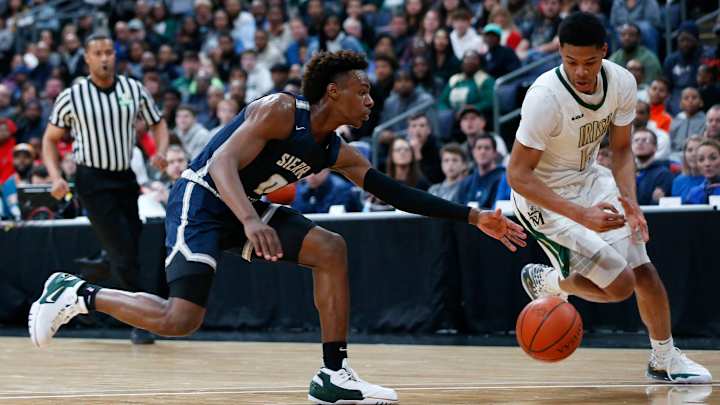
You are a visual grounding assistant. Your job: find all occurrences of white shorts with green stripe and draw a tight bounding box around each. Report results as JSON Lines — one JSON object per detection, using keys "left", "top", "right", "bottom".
{"left": 510, "top": 168, "right": 649, "bottom": 288}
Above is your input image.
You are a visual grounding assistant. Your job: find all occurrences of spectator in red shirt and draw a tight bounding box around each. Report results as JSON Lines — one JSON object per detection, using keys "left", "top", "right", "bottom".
{"left": 0, "top": 118, "right": 17, "bottom": 183}
{"left": 648, "top": 77, "right": 673, "bottom": 133}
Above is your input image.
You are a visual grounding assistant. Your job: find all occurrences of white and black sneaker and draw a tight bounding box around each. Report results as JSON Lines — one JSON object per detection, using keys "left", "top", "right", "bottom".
{"left": 520, "top": 263, "right": 568, "bottom": 301}
{"left": 28, "top": 272, "right": 88, "bottom": 348}
{"left": 308, "top": 359, "right": 398, "bottom": 404}
{"left": 647, "top": 348, "right": 713, "bottom": 384}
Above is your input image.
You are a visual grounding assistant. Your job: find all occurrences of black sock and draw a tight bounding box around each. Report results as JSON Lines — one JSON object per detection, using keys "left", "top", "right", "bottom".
{"left": 322, "top": 341, "right": 348, "bottom": 371}
{"left": 77, "top": 283, "right": 101, "bottom": 311}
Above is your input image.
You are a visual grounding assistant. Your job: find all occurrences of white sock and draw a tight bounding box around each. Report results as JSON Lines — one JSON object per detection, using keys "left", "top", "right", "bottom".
{"left": 546, "top": 268, "right": 562, "bottom": 293}
{"left": 651, "top": 336, "right": 674, "bottom": 360}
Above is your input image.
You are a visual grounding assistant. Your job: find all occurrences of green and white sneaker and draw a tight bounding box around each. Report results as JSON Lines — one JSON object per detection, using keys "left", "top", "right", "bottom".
{"left": 520, "top": 264, "right": 568, "bottom": 301}
{"left": 28, "top": 272, "right": 88, "bottom": 348}
{"left": 647, "top": 348, "right": 713, "bottom": 384}
{"left": 308, "top": 359, "right": 398, "bottom": 404}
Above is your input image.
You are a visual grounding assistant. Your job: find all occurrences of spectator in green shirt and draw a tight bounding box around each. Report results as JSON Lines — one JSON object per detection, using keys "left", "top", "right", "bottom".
{"left": 439, "top": 50, "right": 495, "bottom": 115}
{"left": 609, "top": 23, "right": 662, "bottom": 85}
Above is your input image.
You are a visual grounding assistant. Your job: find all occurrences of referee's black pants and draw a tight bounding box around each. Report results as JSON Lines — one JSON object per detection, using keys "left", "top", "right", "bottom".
{"left": 76, "top": 166, "right": 142, "bottom": 292}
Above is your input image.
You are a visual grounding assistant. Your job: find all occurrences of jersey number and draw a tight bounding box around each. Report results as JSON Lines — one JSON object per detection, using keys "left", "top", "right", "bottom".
{"left": 254, "top": 174, "right": 288, "bottom": 195}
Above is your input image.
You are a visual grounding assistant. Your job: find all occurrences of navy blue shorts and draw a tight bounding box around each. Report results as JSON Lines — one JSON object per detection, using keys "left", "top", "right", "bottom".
{"left": 164, "top": 179, "right": 315, "bottom": 285}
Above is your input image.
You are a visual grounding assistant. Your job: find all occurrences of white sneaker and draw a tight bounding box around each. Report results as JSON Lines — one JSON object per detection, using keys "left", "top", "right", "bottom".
{"left": 28, "top": 272, "right": 88, "bottom": 348}
{"left": 308, "top": 359, "right": 398, "bottom": 404}
{"left": 647, "top": 348, "right": 713, "bottom": 384}
{"left": 520, "top": 264, "right": 568, "bottom": 301}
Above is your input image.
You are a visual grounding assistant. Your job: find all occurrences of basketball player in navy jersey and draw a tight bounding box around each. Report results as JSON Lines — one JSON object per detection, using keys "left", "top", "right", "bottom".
{"left": 29, "top": 51, "right": 526, "bottom": 404}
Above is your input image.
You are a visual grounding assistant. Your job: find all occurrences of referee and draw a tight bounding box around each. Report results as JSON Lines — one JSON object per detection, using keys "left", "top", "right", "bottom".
{"left": 42, "top": 33, "right": 169, "bottom": 344}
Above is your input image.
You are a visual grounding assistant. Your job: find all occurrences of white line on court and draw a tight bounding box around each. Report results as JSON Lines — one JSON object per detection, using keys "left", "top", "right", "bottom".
{"left": 0, "top": 383, "right": 716, "bottom": 400}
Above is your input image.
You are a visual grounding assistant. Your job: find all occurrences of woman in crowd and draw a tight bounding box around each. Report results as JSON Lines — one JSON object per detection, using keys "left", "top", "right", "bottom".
{"left": 385, "top": 137, "right": 430, "bottom": 191}
{"left": 671, "top": 135, "right": 704, "bottom": 202}
{"left": 429, "top": 29, "right": 461, "bottom": 83}
{"left": 685, "top": 139, "right": 720, "bottom": 204}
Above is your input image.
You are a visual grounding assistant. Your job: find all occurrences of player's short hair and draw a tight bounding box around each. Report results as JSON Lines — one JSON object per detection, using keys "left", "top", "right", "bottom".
{"left": 302, "top": 50, "right": 368, "bottom": 105}
{"left": 559, "top": 12, "right": 606, "bottom": 48}
{"left": 440, "top": 142, "right": 467, "bottom": 162}
{"left": 84, "top": 32, "right": 112, "bottom": 49}
{"left": 633, "top": 127, "right": 657, "bottom": 145}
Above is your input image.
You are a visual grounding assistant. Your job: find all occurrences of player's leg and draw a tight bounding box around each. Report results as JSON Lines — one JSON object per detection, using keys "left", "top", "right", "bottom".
{"left": 625, "top": 244, "right": 711, "bottom": 383}
{"left": 633, "top": 265, "right": 670, "bottom": 341}
{"left": 93, "top": 261, "right": 210, "bottom": 337}
{"left": 29, "top": 179, "right": 216, "bottom": 347}
{"left": 28, "top": 267, "right": 210, "bottom": 348}
{"left": 255, "top": 205, "right": 396, "bottom": 404}
{"left": 522, "top": 250, "right": 636, "bottom": 303}
{"left": 516, "top": 203, "right": 636, "bottom": 303}
{"left": 298, "top": 227, "right": 349, "bottom": 343}
{"left": 296, "top": 227, "right": 397, "bottom": 404}
{"left": 555, "top": 243, "right": 637, "bottom": 303}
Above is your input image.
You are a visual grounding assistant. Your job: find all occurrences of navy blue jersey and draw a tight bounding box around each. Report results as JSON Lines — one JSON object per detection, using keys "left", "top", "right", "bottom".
{"left": 183, "top": 94, "right": 343, "bottom": 201}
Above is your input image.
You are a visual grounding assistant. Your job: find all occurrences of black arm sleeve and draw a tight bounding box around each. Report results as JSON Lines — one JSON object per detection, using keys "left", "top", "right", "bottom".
{"left": 363, "top": 168, "right": 471, "bottom": 222}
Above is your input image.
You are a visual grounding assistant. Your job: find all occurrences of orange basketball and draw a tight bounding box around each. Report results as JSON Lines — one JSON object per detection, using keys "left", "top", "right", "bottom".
{"left": 516, "top": 296, "right": 583, "bottom": 362}
{"left": 266, "top": 183, "right": 297, "bottom": 205}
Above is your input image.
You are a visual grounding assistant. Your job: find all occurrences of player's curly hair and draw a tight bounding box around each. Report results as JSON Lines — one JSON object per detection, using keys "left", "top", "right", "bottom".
{"left": 302, "top": 51, "right": 368, "bottom": 105}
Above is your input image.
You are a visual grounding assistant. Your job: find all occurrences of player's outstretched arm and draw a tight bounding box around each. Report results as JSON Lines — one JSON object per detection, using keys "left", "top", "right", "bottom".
{"left": 332, "top": 142, "right": 527, "bottom": 251}
{"left": 507, "top": 140, "right": 626, "bottom": 233}
{"left": 208, "top": 94, "right": 296, "bottom": 261}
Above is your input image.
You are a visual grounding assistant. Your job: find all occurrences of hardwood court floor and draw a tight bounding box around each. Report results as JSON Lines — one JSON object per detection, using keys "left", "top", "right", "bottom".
{"left": 0, "top": 337, "right": 717, "bottom": 404}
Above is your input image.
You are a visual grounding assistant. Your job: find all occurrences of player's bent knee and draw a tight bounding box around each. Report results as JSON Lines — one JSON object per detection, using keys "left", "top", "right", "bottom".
{"left": 302, "top": 228, "right": 347, "bottom": 269}
{"left": 156, "top": 297, "right": 206, "bottom": 337}
{"left": 159, "top": 307, "right": 204, "bottom": 337}
{"left": 603, "top": 269, "right": 636, "bottom": 302}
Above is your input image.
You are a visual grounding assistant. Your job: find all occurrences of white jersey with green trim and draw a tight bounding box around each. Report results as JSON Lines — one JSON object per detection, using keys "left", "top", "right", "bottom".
{"left": 515, "top": 59, "right": 637, "bottom": 190}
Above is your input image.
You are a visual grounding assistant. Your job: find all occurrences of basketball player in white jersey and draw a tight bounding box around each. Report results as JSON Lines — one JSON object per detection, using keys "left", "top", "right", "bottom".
{"left": 507, "top": 12, "right": 711, "bottom": 383}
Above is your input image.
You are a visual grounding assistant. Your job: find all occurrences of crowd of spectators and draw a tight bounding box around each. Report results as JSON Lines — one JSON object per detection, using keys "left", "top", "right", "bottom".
{"left": 0, "top": 0, "right": 719, "bottom": 219}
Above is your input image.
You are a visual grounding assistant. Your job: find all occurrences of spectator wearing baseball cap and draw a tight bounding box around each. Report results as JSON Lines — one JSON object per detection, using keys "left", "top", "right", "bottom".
{"left": 1, "top": 143, "right": 36, "bottom": 220}
{"left": 456, "top": 105, "right": 508, "bottom": 164}
{"left": 663, "top": 21, "right": 703, "bottom": 114}
{"left": 481, "top": 23, "right": 521, "bottom": 79}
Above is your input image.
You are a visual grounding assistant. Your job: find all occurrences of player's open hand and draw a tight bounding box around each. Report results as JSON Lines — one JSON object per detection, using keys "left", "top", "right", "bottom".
{"left": 472, "top": 208, "right": 527, "bottom": 252}
{"left": 580, "top": 202, "right": 626, "bottom": 232}
{"left": 619, "top": 196, "right": 649, "bottom": 243}
{"left": 244, "top": 219, "right": 284, "bottom": 261}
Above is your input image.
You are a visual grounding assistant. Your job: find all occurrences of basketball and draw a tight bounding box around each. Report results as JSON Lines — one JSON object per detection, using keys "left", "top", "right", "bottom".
{"left": 266, "top": 183, "right": 297, "bottom": 205}
{"left": 516, "top": 297, "right": 583, "bottom": 362}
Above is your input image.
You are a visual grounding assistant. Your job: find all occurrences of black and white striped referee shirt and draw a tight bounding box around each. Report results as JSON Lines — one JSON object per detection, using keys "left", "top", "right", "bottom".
{"left": 49, "top": 75, "right": 162, "bottom": 171}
